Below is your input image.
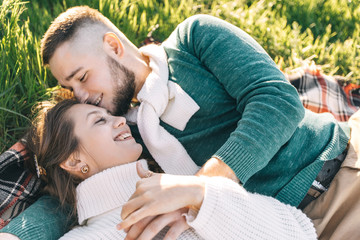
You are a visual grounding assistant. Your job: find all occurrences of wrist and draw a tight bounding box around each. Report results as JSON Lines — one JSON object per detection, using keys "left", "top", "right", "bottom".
{"left": 196, "top": 157, "right": 240, "bottom": 183}
{"left": 188, "top": 176, "right": 206, "bottom": 211}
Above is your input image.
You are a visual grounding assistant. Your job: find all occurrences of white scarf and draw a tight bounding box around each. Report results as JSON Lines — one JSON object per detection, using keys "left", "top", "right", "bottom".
{"left": 126, "top": 44, "right": 200, "bottom": 175}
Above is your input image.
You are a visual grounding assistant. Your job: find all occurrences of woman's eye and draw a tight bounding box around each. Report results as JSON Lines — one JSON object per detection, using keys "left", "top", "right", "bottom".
{"left": 80, "top": 73, "right": 87, "bottom": 82}
{"left": 95, "top": 117, "right": 106, "bottom": 124}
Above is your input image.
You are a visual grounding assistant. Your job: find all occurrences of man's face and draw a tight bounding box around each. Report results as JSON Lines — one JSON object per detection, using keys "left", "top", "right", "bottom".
{"left": 49, "top": 41, "right": 135, "bottom": 116}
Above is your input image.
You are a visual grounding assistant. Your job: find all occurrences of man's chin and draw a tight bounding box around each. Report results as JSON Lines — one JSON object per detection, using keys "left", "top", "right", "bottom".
{"left": 110, "top": 103, "right": 130, "bottom": 116}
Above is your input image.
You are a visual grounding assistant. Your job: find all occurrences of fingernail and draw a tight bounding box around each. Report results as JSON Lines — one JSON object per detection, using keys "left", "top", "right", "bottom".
{"left": 116, "top": 224, "right": 122, "bottom": 230}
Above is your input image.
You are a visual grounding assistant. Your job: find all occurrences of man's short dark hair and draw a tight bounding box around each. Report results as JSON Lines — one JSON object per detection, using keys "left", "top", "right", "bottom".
{"left": 41, "top": 6, "right": 107, "bottom": 66}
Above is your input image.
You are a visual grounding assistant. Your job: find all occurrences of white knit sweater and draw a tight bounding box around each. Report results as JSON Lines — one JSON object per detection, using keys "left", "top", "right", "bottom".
{"left": 60, "top": 160, "right": 316, "bottom": 240}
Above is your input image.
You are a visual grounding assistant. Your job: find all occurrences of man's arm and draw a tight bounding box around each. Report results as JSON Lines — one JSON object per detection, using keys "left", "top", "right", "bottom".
{"left": 0, "top": 195, "right": 73, "bottom": 240}
{"left": 163, "top": 14, "right": 305, "bottom": 183}
{"left": 121, "top": 14, "right": 306, "bottom": 239}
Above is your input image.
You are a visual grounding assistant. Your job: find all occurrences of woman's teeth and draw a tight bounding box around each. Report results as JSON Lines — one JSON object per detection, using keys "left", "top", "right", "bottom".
{"left": 115, "top": 133, "right": 131, "bottom": 141}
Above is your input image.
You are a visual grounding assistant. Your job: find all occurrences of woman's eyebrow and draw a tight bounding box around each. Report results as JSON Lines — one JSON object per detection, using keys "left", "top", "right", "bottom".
{"left": 86, "top": 110, "right": 101, "bottom": 120}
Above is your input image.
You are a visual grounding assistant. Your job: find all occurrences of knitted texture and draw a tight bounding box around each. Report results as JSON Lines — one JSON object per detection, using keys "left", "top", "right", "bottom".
{"left": 0, "top": 195, "right": 71, "bottom": 240}
{"left": 61, "top": 160, "right": 202, "bottom": 240}
{"left": 62, "top": 161, "right": 316, "bottom": 240}
{"left": 135, "top": 44, "right": 200, "bottom": 175}
{"left": 76, "top": 160, "right": 147, "bottom": 225}
{"left": 187, "top": 177, "right": 317, "bottom": 240}
{"left": 155, "top": 14, "right": 350, "bottom": 206}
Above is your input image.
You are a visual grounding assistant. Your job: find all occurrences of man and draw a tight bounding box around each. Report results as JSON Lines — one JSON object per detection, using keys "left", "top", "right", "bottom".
{"left": 2, "top": 6, "right": 358, "bottom": 240}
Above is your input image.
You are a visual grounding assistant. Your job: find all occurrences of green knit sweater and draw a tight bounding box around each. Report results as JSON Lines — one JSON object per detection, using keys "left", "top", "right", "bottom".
{"left": 143, "top": 14, "right": 350, "bottom": 207}
{"left": 0, "top": 195, "right": 72, "bottom": 240}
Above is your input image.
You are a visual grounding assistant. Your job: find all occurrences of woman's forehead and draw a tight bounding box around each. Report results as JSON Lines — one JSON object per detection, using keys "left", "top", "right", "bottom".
{"left": 68, "top": 104, "right": 107, "bottom": 128}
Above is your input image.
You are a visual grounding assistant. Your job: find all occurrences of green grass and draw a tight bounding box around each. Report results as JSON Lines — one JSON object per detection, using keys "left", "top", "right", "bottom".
{"left": 1, "top": 0, "right": 359, "bottom": 152}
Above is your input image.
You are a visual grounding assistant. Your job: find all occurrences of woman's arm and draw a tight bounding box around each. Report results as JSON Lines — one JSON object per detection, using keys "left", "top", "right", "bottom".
{"left": 119, "top": 163, "right": 317, "bottom": 240}
{"left": 186, "top": 177, "right": 317, "bottom": 240}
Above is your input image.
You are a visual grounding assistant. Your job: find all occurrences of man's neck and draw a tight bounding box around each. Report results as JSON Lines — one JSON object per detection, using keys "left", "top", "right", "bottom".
{"left": 133, "top": 53, "right": 151, "bottom": 101}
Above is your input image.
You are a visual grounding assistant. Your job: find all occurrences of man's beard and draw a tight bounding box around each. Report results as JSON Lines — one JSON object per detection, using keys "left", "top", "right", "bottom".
{"left": 107, "top": 56, "right": 136, "bottom": 116}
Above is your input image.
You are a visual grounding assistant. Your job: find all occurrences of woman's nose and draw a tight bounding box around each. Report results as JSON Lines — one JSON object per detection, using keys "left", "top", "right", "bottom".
{"left": 113, "top": 116, "right": 126, "bottom": 128}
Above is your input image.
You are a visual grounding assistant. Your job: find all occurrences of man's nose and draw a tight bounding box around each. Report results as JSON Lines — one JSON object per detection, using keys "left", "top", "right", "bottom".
{"left": 113, "top": 116, "right": 126, "bottom": 128}
{"left": 73, "top": 86, "right": 89, "bottom": 103}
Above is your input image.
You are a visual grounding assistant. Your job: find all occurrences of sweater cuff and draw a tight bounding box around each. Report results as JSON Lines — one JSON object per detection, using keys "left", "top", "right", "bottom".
{"left": 185, "top": 177, "right": 219, "bottom": 233}
{"left": 0, "top": 215, "right": 42, "bottom": 240}
{"left": 213, "top": 140, "right": 258, "bottom": 184}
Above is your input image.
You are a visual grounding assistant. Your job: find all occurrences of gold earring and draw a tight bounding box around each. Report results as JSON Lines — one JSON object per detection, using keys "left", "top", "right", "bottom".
{"left": 81, "top": 164, "right": 89, "bottom": 174}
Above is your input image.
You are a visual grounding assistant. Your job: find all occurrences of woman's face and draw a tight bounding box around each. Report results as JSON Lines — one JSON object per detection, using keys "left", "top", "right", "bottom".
{"left": 67, "top": 104, "right": 142, "bottom": 175}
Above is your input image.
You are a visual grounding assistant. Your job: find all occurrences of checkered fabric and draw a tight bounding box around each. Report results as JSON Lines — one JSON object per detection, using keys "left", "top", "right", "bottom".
{"left": 286, "top": 66, "right": 360, "bottom": 122}
{"left": 0, "top": 141, "right": 41, "bottom": 229}
{"left": 0, "top": 66, "right": 359, "bottom": 229}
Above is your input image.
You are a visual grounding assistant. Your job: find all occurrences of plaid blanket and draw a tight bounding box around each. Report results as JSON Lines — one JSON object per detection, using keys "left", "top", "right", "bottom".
{"left": 286, "top": 66, "right": 360, "bottom": 122}
{"left": 0, "top": 141, "right": 41, "bottom": 229}
{"left": 1, "top": 66, "right": 359, "bottom": 229}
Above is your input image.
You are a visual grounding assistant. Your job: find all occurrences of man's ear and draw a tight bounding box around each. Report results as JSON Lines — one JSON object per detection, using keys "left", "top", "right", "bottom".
{"left": 103, "top": 32, "right": 124, "bottom": 58}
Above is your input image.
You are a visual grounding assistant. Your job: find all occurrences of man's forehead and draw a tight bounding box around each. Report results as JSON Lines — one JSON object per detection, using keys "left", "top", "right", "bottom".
{"left": 49, "top": 35, "right": 104, "bottom": 82}
{"left": 50, "top": 43, "right": 84, "bottom": 80}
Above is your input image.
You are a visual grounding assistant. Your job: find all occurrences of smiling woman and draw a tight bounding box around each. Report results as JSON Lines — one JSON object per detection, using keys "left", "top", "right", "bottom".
{"left": 59, "top": 104, "right": 143, "bottom": 178}
{"left": 25, "top": 99, "right": 142, "bottom": 208}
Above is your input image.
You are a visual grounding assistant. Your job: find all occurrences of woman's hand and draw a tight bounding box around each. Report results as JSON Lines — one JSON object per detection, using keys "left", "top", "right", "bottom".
{"left": 117, "top": 162, "right": 206, "bottom": 237}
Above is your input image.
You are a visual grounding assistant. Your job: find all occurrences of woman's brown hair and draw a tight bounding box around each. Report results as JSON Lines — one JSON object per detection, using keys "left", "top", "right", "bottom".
{"left": 25, "top": 99, "right": 81, "bottom": 217}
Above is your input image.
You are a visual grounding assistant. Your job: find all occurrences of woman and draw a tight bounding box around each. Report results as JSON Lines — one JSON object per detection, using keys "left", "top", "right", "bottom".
{"left": 25, "top": 99, "right": 316, "bottom": 239}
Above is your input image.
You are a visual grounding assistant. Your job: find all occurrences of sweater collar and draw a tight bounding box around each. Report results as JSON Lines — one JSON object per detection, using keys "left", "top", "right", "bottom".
{"left": 76, "top": 160, "right": 148, "bottom": 225}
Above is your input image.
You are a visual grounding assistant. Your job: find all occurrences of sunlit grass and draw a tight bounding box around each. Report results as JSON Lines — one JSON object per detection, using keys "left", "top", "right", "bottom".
{"left": 1, "top": 0, "right": 359, "bottom": 152}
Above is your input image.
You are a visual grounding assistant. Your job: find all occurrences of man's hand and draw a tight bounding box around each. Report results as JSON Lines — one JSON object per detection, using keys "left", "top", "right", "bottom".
{"left": 196, "top": 157, "right": 240, "bottom": 183}
{"left": 123, "top": 209, "right": 189, "bottom": 240}
{"left": 118, "top": 162, "right": 205, "bottom": 239}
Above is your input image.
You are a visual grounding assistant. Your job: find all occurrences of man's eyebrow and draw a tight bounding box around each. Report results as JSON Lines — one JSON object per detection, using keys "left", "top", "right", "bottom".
{"left": 86, "top": 110, "right": 101, "bottom": 120}
{"left": 65, "top": 67, "right": 83, "bottom": 81}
